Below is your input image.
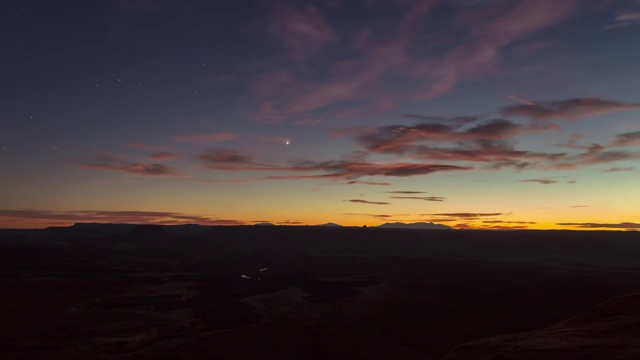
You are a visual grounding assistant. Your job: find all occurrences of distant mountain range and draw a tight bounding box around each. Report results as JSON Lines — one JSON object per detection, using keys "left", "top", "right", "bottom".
{"left": 34, "top": 221, "right": 452, "bottom": 233}
{"left": 255, "top": 222, "right": 451, "bottom": 229}
{"left": 376, "top": 222, "right": 452, "bottom": 230}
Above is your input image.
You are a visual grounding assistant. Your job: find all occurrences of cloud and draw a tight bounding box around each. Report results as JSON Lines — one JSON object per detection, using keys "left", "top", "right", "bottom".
{"left": 570, "top": 205, "right": 589, "bottom": 208}
{"left": 616, "top": 12, "right": 640, "bottom": 22}
{"left": 518, "top": 179, "right": 559, "bottom": 185}
{"left": 284, "top": 161, "right": 472, "bottom": 178}
{"left": 207, "top": 219, "right": 246, "bottom": 226}
{"left": 352, "top": 119, "right": 559, "bottom": 161}
{"left": 385, "top": 191, "right": 427, "bottom": 194}
{"left": 147, "top": 152, "right": 178, "bottom": 161}
{"left": 344, "top": 180, "right": 391, "bottom": 186}
{"left": 197, "top": 148, "right": 472, "bottom": 179}
{"left": 344, "top": 199, "right": 390, "bottom": 205}
{"left": 197, "top": 148, "right": 253, "bottom": 164}
{"left": 175, "top": 132, "right": 240, "bottom": 143}
{"left": 342, "top": 213, "right": 394, "bottom": 219}
{"left": 426, "top": 213, "right": 505, "bottom": 219}
{"left": 0, "top": 209, "right": 245, "bottom": 226}
{"left": 345, "top": 120, "right": 564, "bottom": 171}
{"left": 253, "top": 0, "right": 583, "bottom": 123}
{"left": 401, "top": 115, "right": 479, "bottom": 125}
{"left": 276, "top": 220, "right": 305, "bottom": 225}
{"left": 603, "top": 167, "right": 635, "bottom": 172}
{"left": 557, "top": 222, "right": 640, "bottom": 229}
{"left": 196, "top": 149, "right": 279, "bottom": 172}
{"left": 412, "top": 0, "right": 583, "bottom": 99}
{"left": 612, "top": 131, "right": 640, "bottom": 147}
{"left": 269, "top": 4, "right": 337, "bottom": 60}
{"left": 547, "top": 143, "right": 640, "bottom": 170}
{"left": 503, "top": 98, "right": 640, "bottom": 121}
{"left": 390, "top": 196, "right": 445, "bottom": 201}
{"left": 482, "top": 225, "right": 529, "bottom": 230}
{"left": 606, "top": 11, "right": 640, "bottom": 29}
{"left": 355, "top": 120, "right": 527, "bottom": 154}
{"left": 80, "top": 153, "right": 182, "bottom": 177}
{"left": 482, "top": 220, "right": 537, "bottom": 224}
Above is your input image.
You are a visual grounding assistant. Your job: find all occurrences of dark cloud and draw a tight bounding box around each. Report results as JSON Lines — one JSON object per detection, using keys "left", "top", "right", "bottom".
{"left": 518, "top": 179, "right": 558, "bottom": 185}
{"left": 208, "top": 219, "right": 246, "bottom": 226}
{"left": 196, "top": 149, "right": 275, "bottom": 171}
{"left": 197, "top": 149, "right": 471, "bottom": 179}
{"left": 344, "top": 180, "right": 391, "bottom": 186}
{"left": 401, "top": 114, "right": 479, "bottom": 125}
{"left": 197, "top": 149, "right": 254, "bottom": 164}
{"left": 345, "top": 199, "right": 390, "bottom": 205}
{"left": 385, "top": 191, "right": 427, "bottom": 194}
{"left": 276, "top": 220, "right": 305, "bottom": 225}
{"left": 355, "top": 119, "right": 531, "bottom": 154}
{"left": 603, "top": 167, "right": 635, "bottom": 172}
{"left": 503, "top": 98, "right": 640, "bottom": 121}
{"left": 419, "top": 218, "right": 459, "bottom": 223}
{"left": 482, "top": 220, "right": 537, "bottom": 224}
{"left": 348, "top": 120, "right": 565, "bottom": 171}
{"left": 80, "top": 153, "right": 182, "bottom": 177}
{"left": 147, "top": 152, "right": 178, "bottom": 161}
{"left": 288, "top": 161, "right": 471, "bottom": 178}
{"left": 390, "top": 196, "right": 445, "bottom": 201}
{"left": 548, "top": 144, "right": 640, "bottom": 170}
{"left": 342, "top": 213, "right": 394, "bottom": 219}
{"left": 465, "top": 119, "right": 523, "bottom": 138}
{"left": 482, "top": 225, "right": 529, "bottom": 230}
{"left": 557, "top": 222, "right": 640, "bottom": 229}
{"left": 612, "top": 131, "right": 640, "bottom": 147}
{"left": 425, "top": 213, "right": 505, "bottom": 220}
{"left": 175, "top": 132, "right": 240, "bottom": 143}
{"left": 0, "top": 209, "right": 245, "bottom": 225}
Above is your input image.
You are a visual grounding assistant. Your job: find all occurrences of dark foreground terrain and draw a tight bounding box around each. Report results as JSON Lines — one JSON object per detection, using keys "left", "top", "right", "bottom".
{"left": 1, "top": 224, "right": 639, "bottom": 359}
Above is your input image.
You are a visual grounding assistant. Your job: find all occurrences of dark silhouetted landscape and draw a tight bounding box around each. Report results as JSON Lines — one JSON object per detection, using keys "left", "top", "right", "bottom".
{"left": 1, "top": 224, "right": 639, "bottom": 359}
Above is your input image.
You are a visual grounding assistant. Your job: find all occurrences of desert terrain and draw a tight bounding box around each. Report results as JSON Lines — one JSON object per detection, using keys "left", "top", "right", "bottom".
{"left": 1, "top": 224, "right": 639, "bottom": 359}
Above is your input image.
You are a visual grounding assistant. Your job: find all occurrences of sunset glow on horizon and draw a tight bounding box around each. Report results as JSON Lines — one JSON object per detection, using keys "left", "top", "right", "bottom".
{"left": 2, "top": 0, "right": 640, "bottom": 230}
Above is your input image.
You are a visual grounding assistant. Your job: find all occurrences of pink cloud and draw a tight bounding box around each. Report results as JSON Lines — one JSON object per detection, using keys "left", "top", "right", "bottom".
{"left": 503, "top": 98, "right": 640, "bottom": 121}
{"left": 147, "top": 152, "right": 178, "bottom": 161}
{"left": 175, "top": 132, "right": 240, "bottom": 143}
{"left": 80, "top": 152, "right": 183, "bottom": 177}
{"left": 252, "top": 1, "right": 585, "bottom": 124}
{"left": 270, "top": 4, "right": 337, "bottom": 60}
{"left": 0, "top": 209, "right": 246, "bottom": 226}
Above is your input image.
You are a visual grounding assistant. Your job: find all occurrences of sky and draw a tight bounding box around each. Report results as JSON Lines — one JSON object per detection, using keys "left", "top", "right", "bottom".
{"left": 1, "top": 0, "right": 640, "bottom": 230}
